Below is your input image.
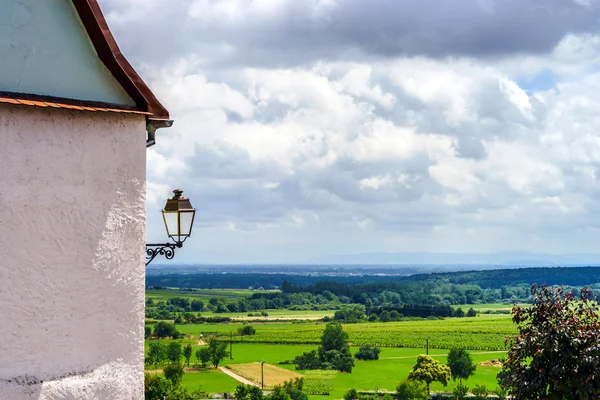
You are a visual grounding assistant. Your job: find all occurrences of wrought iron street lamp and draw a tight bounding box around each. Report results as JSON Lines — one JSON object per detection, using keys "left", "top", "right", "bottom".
{"left": 146, "top": 189, "right": 196, "bottom": 265}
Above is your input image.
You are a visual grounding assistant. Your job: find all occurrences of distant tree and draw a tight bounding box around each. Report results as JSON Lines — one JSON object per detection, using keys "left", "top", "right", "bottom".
{"left": 408, "top": 355, "right": 451, "bottom": 395}
{"left": 145, "top": 326, "right": 152, "bottom": 339}
{"left": 294, "top": 350, "right": 321, "bottom": 370}
{"left": 183, "top": 344, "right": 192, "bottom": 366}
{"left": 365, "top": 298, "right": 373, "bottom": 316}
{"left": 144, "top": 373, "right": 172, "bottom": 400}
{"left": 446, "top": 349, "right": 476, "bottom": 383}
{"left": 208, "top": 338, "right": 228, "bottom": 368}
{"left": 454, "top": 307, "right": 465, "bottom": 318}
{"left": 191, "top": 299, "right": 204, "bottom": 312}
{"left": 389, "top": 310, "right": 401, "bottom": 321}
{"left": 196, "top": 347, "right": 211, "bottom": 368}
{"left": 174, "top": 315, "right": 184, "bottom": 324}
{"left": 261, "top": 311, "right": 269, "bottom": 317}
{"left": 318, "top": 323, "right": 354, "bottom": 372}
{"left": 354, "top": 345, "right": 380, "bottom": 361}
{"left": 148, "top": 342, "right": 167, "bottom": 367}
{"left": 167, "top": 342, "right": 182, "bottom": 363}
{"left": 163, "top": 363, "right": 185, "bottom": 387}
{"left": 153, "top": 321, "right": 179, "bottom": 339}
{"left": 379, "top": 310, "right": 391, "bottom": 322}
{"left": 238, "top": 325, "right": 256, "bottom": 336}
{"left": 396, "top": 380, "right": 428, "bottom": 400}
{"left": 368, "top": 314, "right": 378, "bottom": 322}
{"left": 498, "top": 285, "right": 600, "bottom": 399}
{"left": 466, "top": 308, "right": 477, "bottom": 317}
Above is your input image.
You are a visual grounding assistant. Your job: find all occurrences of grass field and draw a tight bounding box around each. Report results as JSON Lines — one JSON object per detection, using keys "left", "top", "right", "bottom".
{"left": 170, "top": 344, "right": 506, "bottom": 397}
{"left": 227, "top": 363, "right": 302, "bottom": 388}
{"left": 180, "top": 369, "right": 239, "bottom": 393}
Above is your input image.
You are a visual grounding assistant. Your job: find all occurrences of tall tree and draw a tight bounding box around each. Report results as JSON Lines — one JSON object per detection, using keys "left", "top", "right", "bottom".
{"left": 209, "top": 338, "right": 228, "bottom": 368}
{"left": 183, "top": 344, "right": 192, "bottom": 366}
{"left": 408, "top": 355, "right": 451, "bottom": 395}
{"left": 163, "top": 363, "right": 184, "bottom": 387}
{"left": 167, "top": 341, "right": 182, "bottom": 363}
{"left": 148, "top": 342, "right": 167, "bottom": 367}
{"left": 446, "top": 348, "right": 476, "bottom": 383}
{"left": 196, "top": 347, "right": 211, "bottom": 368}
{"left": 498, "top": 285, "right": 600, "bottom": 399}
{"left": 318, "top": 323, "right": 354, "bottom": 373}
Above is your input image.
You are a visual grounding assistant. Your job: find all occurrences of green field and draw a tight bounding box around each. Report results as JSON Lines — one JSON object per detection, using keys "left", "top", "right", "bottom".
{"left": 168, "top": 344, "right": 505, "bottom": 397}
{"left": 166, "top": 314, "right": 514, "bottom": 351}
{"left": 146, "top": 290, "right": 518, "bottom": 397}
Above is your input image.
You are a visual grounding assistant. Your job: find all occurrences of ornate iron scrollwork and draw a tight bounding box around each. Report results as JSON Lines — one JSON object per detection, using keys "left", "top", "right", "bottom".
{"left": 145, "top": 242, "right": 181, "bottom": 266}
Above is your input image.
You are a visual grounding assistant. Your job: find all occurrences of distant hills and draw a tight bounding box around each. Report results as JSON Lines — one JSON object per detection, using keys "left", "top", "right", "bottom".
{"left": 310, "top": 251, "right": 600, "bottom": 266}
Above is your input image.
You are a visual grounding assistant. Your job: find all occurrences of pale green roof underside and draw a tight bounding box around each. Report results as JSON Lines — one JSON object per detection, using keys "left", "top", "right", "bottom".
{"left": 0, "top": 0, "right": 136, "bottom": 106}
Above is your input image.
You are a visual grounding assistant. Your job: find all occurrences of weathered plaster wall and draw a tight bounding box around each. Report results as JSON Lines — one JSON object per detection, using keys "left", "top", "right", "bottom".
{"left": 0, "top": 0, "right": 136, "bottom": 106}
{"left": 0, "top": 105, "right": 147, "bottom": 399}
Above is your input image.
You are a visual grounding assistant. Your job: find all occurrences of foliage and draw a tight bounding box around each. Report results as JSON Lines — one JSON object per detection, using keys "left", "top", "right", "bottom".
{"left": 154, "top": 321, "right": 180, "bottom": 339}
{"left": 294, "top": 324, "right": 354, "bottom": 372}
{"left": 195, "top": 347, "right": 211, "bottom": 368}
{"left": 466, "top": 308, "right": 477, "bottom": 317}
{"left": 451, "top": 383, "right": 469, "bottom": 400}
{"left": 293, "top": 350, "right": 321, "bottom": 370}
{"left": 334, "top": 305, "right": 367, "bottom": 323}
{"left": 494, "top": 386, "right": 508, "bottom": 400}
{"left": 396, "top": 379, "right": 428, "bottom": 400}
{"left": 471, "top": 384, "right": 489, "bottom": 400}
{"left": 238, "top": 325, "right": 257, "bottom": 336}
{"left": 407, "top": 355, "right": 451, "bottom": 394}
{"left": 183, "top": 344, "right": 192, "bottom": 366}
{"left": 498, "top": 285, "right": 600, "bottom": 399}
{"left": 148, "top": 342, "right": 167, "bottom": 367}
{"left": 446, "top": 348, "right": 476, "bottom": 383}
{"left": 319, "top": 323, "right": 354, "bottom": 372}
{"left": 164, "top": 363, "right": 185, "bottom": 387}
{"left": 208, "top": 338, "right": 228, "bottom": 368}
{"left": 343, "top": 388, "right": 359, "bottom": 400}
{"left": 145, "top": 326, "right": 152, "bottom": 339}
{"left": 145, "top": 373, "right": 172, "bottom": 400}
{"left": 354, "top": 345, "right": 380, "bottom": 361}
{"left": 167, "top": 342, "right": 182, "bottom": 363}
{"left": 234, "top": 384, "right": 264, "bottom": 400}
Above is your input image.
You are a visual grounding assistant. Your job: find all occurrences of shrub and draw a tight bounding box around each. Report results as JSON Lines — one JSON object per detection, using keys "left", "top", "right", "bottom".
{"left": 238, "top": 325, "right": 256, "bottom": 336}
{"left": 343, "top": 388, "right": 359, "bottom": 400}
{"left": 452, "top": 383, "right": 469, "bottom": 400}
{"left": 472, "top": 384, "right": 489, "bottom": 400}
{"left": 354, "top": 345, "right": 380, "bottom": 361}
{"left": 396, "top": 380, "right": 428, "bottom": 400}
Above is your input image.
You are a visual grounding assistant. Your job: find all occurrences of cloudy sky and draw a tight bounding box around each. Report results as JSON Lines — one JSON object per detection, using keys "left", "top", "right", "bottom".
{"left": 101, "top": 0, "right": 600, "bottom": 264}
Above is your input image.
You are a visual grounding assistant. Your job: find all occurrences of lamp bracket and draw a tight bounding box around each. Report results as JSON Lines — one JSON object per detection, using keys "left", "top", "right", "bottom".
{"left": 145, "top": 242, "right": 183, "bottom": 266}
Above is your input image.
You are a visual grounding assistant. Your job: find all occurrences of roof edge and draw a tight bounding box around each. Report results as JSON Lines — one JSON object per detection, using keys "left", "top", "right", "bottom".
{"left": 72, "top": 0, "right": 170, "bottom": 120}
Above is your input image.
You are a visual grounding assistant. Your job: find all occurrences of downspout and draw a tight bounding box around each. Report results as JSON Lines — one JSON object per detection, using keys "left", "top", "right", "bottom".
{"left": 146, "top": 119, "right": 174, "bottom": 148}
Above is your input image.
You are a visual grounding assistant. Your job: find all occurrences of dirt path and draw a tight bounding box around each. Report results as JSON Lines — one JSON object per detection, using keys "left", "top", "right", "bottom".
{"left": 219, "top": 367, "right": 258, "bottom": 387}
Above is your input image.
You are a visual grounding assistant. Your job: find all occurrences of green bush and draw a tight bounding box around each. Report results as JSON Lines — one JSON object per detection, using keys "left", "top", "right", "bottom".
{"left": 396, "top": 379, "right": 428, "bottom": 400}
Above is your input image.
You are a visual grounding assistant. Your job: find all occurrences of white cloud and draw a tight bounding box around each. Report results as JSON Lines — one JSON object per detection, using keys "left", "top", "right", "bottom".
{"left": 96, "top": 0, "right": 600, "bottom": 262}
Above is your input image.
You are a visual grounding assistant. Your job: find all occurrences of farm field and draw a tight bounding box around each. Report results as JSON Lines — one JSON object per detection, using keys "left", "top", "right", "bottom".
{"left": 167, "top": 344, "right": 506, "bottom": 397}
{"left": 227, "top": 362, "right": 302, "bottom": 388}
{"left": 165, "top": 314, "right": 514, "bottom": 350}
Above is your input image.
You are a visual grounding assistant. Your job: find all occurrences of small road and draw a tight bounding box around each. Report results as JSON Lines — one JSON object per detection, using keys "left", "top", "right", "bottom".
{"left": 219, "top": 367, "right": 258, "bottom": 386}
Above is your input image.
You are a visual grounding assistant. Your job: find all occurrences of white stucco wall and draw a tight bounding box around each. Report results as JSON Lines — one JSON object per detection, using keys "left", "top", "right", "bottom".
{"left": 0, "top": 104, "right": 147, "bottom": 399}
{"left": 0, "top": 0, "right": 136, "bottom": 106}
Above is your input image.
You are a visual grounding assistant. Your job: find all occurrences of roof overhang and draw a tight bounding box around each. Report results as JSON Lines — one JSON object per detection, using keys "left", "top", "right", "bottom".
{"left": 72, "top": 0, "right": 170, "bottom": 122}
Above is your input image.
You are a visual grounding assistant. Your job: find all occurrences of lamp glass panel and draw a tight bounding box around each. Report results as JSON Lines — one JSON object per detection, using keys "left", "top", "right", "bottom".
{"left": 163, "top": 211, "right": 179, "bottom": 238}
{"left": 179, "top": 210, "right": 195, "bottom": 236}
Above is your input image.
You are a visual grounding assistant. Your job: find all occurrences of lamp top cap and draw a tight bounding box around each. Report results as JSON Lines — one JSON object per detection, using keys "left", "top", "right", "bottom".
{"left": 163, "top": 189, "right": 194, "bottom": 211}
